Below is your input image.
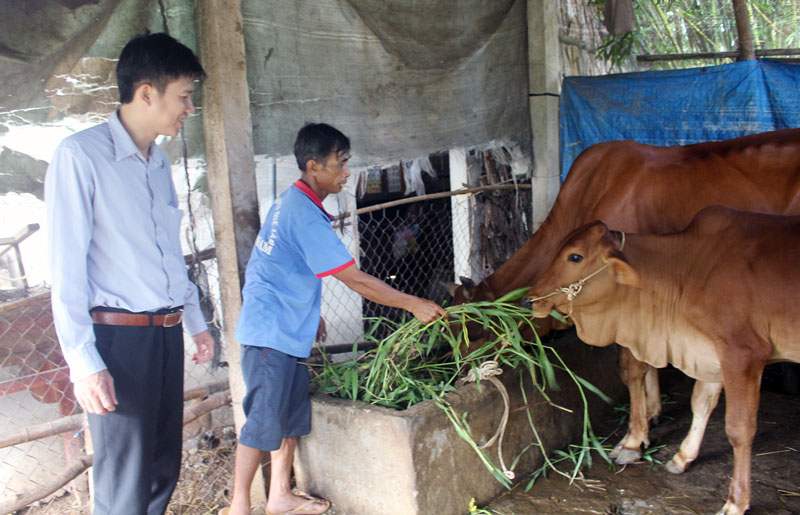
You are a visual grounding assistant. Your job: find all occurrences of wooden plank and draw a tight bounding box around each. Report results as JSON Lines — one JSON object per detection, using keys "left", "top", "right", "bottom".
{"left": 194, "top": 0, "right": 265, "bottom": 505}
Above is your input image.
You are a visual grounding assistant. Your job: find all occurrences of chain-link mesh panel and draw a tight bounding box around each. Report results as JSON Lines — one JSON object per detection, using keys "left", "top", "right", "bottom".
{"left": 358, "top": 199, "right": 455, "bottom": 338}
{"left": 180, "top": 155, "right": 229, "bottom": 390}
{"left": 0, "top": 256, "right": 227, "bottom": 507}
{"left": 331, "top": 147, "right": 532, "bottom": 341}
{"left": 0, "top": 291, "right": 80, "bottom": 504}
{"left": 185, "top": 254, "right": 228, "bottom": 389}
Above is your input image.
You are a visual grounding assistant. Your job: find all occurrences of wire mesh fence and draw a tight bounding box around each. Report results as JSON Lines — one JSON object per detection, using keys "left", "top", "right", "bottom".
{"left": 0, "top": 268, "right": 228, "bottom": 510}
{"left": 0, "top": 146, "right": 532, "bottom": 511}
{"left": 0, "top": 292, "right": 79, "bottom": 505}
{"left": 357, "top": 197, "right": 455, "bottom": 338}
{"left": 319, "top": 148, "right": 532, "bottom": 346}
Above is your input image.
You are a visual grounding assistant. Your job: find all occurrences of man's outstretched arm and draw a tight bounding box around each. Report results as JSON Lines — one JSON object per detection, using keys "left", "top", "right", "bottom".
{"left": 334, "top": 265, "right": 446, "bottom": 324}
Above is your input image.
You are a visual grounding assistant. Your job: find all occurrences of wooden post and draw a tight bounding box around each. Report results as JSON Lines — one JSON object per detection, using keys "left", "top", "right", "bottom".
{"left": 732, "top": 0, "right": 756, "bottom": 61}
{"left": 194, "top": 0, "right": 264, "bottom": 506}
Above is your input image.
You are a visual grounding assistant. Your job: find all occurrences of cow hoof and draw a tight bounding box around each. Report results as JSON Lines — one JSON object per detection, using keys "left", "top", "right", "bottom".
{"left": 716, "top": 501, "right": 747, "bottom": 515}
{"left": 665, "top": 459, "right": 685, "bottom": 474}
{"left": 614, "top": 447, "right": 641, "bottom": 465}
{"left": 609, "top": 441, "right": 635, "bottom": 460}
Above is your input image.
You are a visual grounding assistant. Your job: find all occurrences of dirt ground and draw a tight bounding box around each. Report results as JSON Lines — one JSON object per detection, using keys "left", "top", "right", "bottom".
{"left": 485, "top": 363, "right": 800, "bottom": 515}
{"left": 18, "top": 430, "right": 236, "bottom": 514}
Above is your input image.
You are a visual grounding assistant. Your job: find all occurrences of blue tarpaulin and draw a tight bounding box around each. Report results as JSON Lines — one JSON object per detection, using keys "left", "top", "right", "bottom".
{"left": 559, "top": 59, "right": 800, "bottom": 181}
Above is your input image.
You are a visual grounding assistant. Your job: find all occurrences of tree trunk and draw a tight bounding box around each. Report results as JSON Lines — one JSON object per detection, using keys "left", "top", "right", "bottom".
{"left": 732, "top": 0, "right": 756, "bottom": 60}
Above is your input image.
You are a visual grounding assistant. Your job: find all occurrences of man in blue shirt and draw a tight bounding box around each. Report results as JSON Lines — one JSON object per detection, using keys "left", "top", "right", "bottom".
{"left": 45, "top": 33, "right": 215, "bottom": 514}
{"left": 226, "top": 123, "right": 446, "bottom": 515}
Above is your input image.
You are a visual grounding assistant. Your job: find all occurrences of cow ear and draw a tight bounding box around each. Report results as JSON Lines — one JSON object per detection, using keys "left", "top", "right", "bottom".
{"left": 459, "top": 276, "right": 476, "bottom": 290}
{"left": 606, "top": 256, "right": 640, "bottom": 288}
{"left": 447, "top": 282, "right": 460, "bottom": 297}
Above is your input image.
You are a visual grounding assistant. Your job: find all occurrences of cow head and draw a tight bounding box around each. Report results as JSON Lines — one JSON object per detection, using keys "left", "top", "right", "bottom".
{"left": 448, "top": 277, "right": 484, "bottom": 351}
{"left": 523, "top": 221, "right": 637, "bottom": 319}
{"left": 450, "top": 276, "right": 479, "bottom": 305}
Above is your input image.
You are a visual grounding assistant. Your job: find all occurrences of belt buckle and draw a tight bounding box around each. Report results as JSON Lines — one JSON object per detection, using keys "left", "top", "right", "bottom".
{"left": 162, "top": 311, "right": 183, "bottom": 328}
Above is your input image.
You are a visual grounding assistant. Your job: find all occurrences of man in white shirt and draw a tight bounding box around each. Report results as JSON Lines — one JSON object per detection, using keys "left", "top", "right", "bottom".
{"left": 45, "top": 33, "right": 214, "bottom": 514}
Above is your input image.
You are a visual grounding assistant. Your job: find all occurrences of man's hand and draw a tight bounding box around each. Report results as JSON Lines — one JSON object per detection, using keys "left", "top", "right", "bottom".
{"left": 334, "top": 266, "right": 447, "bottom": 324}
{"left": 408, "top": 297, "right": 447, "bottom": 324}
{"left": 191, "top": 329, "right": 215, "bottom": 364}
{"left": 74, "top": 369, "right": 117, "bottom": 415}
{"left": 316, "top": 316, "right": 327, "bottom": 343}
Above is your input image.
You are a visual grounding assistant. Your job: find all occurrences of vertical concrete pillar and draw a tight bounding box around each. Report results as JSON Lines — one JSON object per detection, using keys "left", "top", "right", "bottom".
{"left": 449, "top": 148, "right": 473, "bottom": 283}
{"left": 194, "top": 0, "right": 265, "bottom": 505}
{"left": 527, "top": 0, "right": 562, "bottom": 230}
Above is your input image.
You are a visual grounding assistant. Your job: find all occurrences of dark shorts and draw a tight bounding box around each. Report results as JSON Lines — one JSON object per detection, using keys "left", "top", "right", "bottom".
{"left": 239, "top": 345, "right": 311, "bottom": 451}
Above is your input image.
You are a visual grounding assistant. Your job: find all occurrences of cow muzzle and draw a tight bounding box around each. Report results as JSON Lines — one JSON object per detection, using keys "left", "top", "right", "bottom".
{"left": 520, "top": 295, "right": 554, "bottom": 318}
{"left": 524, "top": 262, "right": 611, "bottom": 318}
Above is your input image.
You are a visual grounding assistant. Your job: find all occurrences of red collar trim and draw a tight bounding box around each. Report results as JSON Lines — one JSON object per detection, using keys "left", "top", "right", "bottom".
{"left": 293, "top": 180, "right": 334, "bottom": 220}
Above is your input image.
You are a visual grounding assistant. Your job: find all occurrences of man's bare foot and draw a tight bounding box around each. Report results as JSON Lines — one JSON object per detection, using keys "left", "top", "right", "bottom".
{"left": 225, "top": 498, "right": 250, "bottom": 515}
{"left": 266, "top": 492, "right": 330, "bottom": 515}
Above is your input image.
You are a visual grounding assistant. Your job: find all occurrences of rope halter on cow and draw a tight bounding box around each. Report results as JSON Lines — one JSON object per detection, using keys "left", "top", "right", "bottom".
{"left": 526, "top": 231, "right": 626, "bottom": 318}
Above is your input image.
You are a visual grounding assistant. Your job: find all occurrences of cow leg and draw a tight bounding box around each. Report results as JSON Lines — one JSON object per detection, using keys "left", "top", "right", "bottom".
{"left": 611, "top": 346, "right": 649, "bottom": 464}
{"left": 644, "top": 363, "right": 662, "bottom": 425}
{"left": 665, "top": 380, "right": 722, "bottom": 474}
{"left": 717, "top": 352, "right": 766, "bottom": 515}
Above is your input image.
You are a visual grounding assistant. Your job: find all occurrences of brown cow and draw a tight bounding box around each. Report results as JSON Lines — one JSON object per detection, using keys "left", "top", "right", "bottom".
{"left": 523, "top": 206, "right": 800, "bottom": 515}
{"left": 453, "top": 128, "right": 800, "bottom": 464}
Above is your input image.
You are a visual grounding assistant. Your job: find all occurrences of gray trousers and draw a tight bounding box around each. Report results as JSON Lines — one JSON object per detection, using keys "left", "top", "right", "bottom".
{"left": 88, "top": 317, "right": 184, "bottom": 515}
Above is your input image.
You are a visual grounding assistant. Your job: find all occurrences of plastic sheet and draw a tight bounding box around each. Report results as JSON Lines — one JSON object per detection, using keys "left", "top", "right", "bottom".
{"left": 242, "top": 0, "right": 531, "bottom": 169}
{"left": 560, "top": 59, "right": 800, "bottom": 181}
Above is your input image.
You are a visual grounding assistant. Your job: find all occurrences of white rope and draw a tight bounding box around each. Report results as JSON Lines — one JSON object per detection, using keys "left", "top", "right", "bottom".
{"left": 460, "top": 359, "right": 515, "bottom": 480}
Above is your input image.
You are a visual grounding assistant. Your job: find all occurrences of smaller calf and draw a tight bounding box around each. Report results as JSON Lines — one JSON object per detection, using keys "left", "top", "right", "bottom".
{"left": 524, "top": 205, "right": 800, "bottom": 515}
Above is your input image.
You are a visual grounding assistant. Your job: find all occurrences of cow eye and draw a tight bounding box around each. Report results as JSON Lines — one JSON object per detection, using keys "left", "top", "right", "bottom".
{"left": 567, "top": 253, "right": 583, "bottom": 263}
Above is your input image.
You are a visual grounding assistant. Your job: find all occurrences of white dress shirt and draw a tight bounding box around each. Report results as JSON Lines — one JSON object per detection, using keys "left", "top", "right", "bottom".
{"left": 45, "top": 111, "right": 207, "bottom": 382}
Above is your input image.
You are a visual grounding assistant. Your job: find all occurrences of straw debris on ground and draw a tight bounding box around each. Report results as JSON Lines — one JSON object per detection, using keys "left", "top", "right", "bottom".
{"left": 16, "top": 427, "right": 237, "bottom": 515}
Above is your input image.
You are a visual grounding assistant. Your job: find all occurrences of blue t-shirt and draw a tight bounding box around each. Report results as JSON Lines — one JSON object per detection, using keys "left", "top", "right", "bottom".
{"left": 235, "top": 180, "right": 355, "bottom": 357}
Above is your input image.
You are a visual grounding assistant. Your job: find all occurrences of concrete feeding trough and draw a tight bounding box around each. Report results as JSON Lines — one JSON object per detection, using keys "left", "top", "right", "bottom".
{"left": 295, "top": 333, "right": 627, "bottom": 515}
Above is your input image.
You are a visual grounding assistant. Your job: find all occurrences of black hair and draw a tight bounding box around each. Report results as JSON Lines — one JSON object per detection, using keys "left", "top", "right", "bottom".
{"left": 294, "top": 123, "right": 351, "bottom": 171}
{"left": 116, "top": 33, "right": 206, "bottom": 104}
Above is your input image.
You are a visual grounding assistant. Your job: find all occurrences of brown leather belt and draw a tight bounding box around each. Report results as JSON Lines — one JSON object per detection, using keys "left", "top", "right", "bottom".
{"left": 91, "top": 310, "right": 183, "bottom": 328}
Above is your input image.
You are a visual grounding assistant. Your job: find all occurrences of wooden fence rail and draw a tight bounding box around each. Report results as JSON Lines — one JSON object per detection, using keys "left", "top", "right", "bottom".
{"left": 0, "top": 382, "right": 231, "bottom": 514}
